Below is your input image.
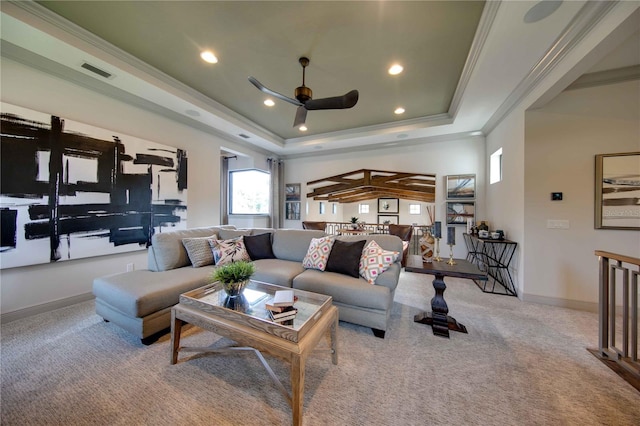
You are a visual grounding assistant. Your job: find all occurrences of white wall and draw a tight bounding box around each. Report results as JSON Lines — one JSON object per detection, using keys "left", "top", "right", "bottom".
{"left": 523, "top": 80, "right": 640, "bottom": 307}
{"left": 284, "top": 136, "right": 486, "bottom": 258}
{"left": 0, "top": 58, "right": 268, "bottom": 316}
{"left": 485, "top": 110, "right": 526, "bottom": 296}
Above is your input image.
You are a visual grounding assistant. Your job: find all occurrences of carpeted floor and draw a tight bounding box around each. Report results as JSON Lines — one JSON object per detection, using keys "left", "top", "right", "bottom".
{"left": 1, "top": 271, "right": 639, "bottom": 425}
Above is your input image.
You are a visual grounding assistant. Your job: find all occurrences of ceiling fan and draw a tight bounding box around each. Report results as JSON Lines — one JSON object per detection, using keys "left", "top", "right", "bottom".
{"left": 248, "top": 57, "right": 359, "bottom": 128}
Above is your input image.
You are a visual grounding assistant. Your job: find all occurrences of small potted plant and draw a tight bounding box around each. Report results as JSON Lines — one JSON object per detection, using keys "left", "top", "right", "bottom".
{"left": 350, "top": 216, "right": 359, "bottom": 229}
{"left": 211, "top": 260, "right": 255, "bottom": 297}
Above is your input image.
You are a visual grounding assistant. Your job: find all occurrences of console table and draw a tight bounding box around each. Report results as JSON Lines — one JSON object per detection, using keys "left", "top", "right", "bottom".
{"left": 463, "top": 233, "right": 518, "bottom": 296}
{"left": 405, "top": 255, "right": 487, "bottom": 338}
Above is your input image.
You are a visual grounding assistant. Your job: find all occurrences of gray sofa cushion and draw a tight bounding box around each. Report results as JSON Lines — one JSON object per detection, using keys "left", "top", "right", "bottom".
{"left": 218, "top": 229, "right": 252, "bottom": 239}
{"left": 293, "top": 269, "right": 391, "bottom": 311}
{"left": 251, "top": 258, "right": 305, "bottom": 287}
{"left": 149, "top": 226, "right": 225, "bottom": 271}
{"left": 93, "top": 266, "right": 214, "bottom": 317}
{"left": 272, "top": 229, "right": 325, "bottom": 262}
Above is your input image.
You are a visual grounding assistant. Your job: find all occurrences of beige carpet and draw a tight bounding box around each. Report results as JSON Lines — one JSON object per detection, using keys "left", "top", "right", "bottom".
{"left": 2, "top": 271, "right": 639, "bottom": 425}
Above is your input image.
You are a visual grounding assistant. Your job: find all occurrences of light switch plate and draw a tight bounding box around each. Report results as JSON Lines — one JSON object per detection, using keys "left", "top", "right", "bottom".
{"left": 547, "top": 219, "right": 570, "bottom": 229}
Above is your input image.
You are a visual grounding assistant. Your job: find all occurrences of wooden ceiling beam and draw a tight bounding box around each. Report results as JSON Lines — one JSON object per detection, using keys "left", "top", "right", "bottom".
{"left": 306, "top": 169, "right": 437, "bottom": 203}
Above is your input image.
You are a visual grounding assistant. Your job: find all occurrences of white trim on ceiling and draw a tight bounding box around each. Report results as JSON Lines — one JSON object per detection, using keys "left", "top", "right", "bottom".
{"left": 448, "top": 1, "right": 501, "bottom": 121}
{"left": 481, "top": 0, "right": 618, "bottom": 134}
{"left": 5, "top": 0, "right": 285, "bottom": 147}
{"left": 0, "top": 40, "right": 278, "bottom": 158}
{"left": 565, "top": 64, "right": 640, "bottom": 90}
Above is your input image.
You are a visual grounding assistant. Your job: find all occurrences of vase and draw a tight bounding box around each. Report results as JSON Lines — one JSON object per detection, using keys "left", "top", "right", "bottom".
{"left": 419, "top": 230, "right": 435, "bottom": 263}
{"left": 223, "top": 294, "right": 248, "bottom": 311}
{"left": 222, "top": 279, "right": 249, "bottom": 297}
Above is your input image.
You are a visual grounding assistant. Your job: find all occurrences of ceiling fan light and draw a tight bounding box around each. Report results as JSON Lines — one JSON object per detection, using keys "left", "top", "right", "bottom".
{"left": 388, "top": 64, "right": 403, "bottom": 75}
{"left": 394, "top": 107, "right": 405, "bottom": 114}
{"left": 200, "top": 51, "right": 218, "bottom": 64}
{"left": 264, "top": 99, "right": 275, "bottom": 107}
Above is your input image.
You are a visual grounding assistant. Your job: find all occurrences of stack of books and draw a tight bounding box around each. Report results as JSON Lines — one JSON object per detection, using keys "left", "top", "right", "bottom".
{"left": 266, "top": 290, "right": 297, "bottom": 325}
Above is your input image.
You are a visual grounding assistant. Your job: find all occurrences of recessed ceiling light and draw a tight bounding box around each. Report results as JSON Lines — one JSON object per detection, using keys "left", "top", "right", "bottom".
{"left": 388, "top": 64, "right": 403, "bottom": 75}
{"left": 200, "top": 50, "right": 218, "bottom": 64}
{"left": 470, "top": 131, "right": 483, "bottom": 136}
{"left": 264, "top": 99, "right": 275, "bottom": 107}
{"left": 299, "top": 125, "right": 308, "bottom": 132}
{"left": 394, "top": 107, "right": 405, "bottom": 115}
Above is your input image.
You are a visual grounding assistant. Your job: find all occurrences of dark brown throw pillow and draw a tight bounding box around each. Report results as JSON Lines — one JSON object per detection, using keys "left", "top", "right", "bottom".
{"left": 243, "top": 233, "right": 276, "bottom": 260}
{"left": 325, "top": 239, "right": 367, "bottom": 278}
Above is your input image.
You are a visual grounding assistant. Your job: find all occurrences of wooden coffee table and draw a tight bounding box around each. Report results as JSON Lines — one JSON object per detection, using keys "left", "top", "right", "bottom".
{"left": 170, "top": 280, "right": 338, "bottom": 426}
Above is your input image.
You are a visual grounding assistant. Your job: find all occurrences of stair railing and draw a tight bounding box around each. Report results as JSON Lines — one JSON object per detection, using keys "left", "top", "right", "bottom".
{"left": 593, "top": 250, "right": 639, "bottom": 388}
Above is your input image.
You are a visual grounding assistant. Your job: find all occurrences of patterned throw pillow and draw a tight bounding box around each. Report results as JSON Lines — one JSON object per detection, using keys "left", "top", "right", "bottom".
{"left": 208, "top": 237, "right": 250, "bottom": 266}
{"left": 182, "top": 234, "right": 218, "bottom": 267}
{"left": 359, "top": 240, "right": 399, "bottom": 284}
{"left": 302, "top": 236, "right": 335, "bottom": 271}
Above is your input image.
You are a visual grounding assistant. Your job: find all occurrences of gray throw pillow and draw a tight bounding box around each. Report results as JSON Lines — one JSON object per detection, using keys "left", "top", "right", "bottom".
{"left": 182, "top": 234, "right": 217, "bottom": 267}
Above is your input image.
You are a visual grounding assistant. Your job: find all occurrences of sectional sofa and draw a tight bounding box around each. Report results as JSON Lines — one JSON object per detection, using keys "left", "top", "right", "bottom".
{"left": 93, "top": 226, "right": 403, "bottom": 343}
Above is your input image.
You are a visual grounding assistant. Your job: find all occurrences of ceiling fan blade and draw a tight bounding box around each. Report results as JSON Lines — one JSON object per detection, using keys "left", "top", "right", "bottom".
{"left": 248, "top": 76, "right": 302, "bottom": 106}
{"left": 293, "top": 106, "right": 307, "bottom": 128}
{"left": 304, "top": 90, "right": 359, "bottom": 110}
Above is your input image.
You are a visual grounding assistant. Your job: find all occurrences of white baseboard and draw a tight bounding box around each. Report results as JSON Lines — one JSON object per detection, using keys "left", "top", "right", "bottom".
{"left": 1, "top": 292, "right": 95, "bottom": 324}
{"left": 522, "top": 293, "right": 598, "bottom": 313}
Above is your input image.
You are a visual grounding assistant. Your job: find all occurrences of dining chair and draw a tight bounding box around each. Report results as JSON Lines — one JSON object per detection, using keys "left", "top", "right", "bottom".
{"left": 302, "top": 221, "right": 327, "bottom": 231}
{"left": 387, "top": 224, "right": 413, "bottom": 267}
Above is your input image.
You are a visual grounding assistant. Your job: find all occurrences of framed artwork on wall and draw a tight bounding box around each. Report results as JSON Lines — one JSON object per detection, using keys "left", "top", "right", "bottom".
{"left": 446, "top": 202, "right": 475, "bottom": 225}
{"left": 378, "top": 198, "right": 399, "bottom": 213}
{"left": 446, "top": 174, "right": 476, "bottom": 199}
{"left": 285, "top": 183, "right": 301, "bottom": 202}
{"left": 285, "top": 202, "right": 300, "bottom": 220}
{"left": 378, "top": 215, "right": 399, "bottom": 225}
{"left": 595, "top": 152, "right": 640, "bottom": 230}
{"left": 0, "top": 102, "right": 187, "bottom": 269}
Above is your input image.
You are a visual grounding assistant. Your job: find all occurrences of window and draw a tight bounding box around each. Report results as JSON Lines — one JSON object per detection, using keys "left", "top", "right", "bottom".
{"left": 332, "top": 203, "right": 337, "bottom": 214}
{"left": 409, "top": 204, "right": 421, "bottom": 214}
{"left": 229, "top": 169, "right": 270, "bottom": 214}
{"left": 358, "top": 204, "right": 370, "bottom": 214}
{"left": 319, "top": 202, "right": 325, "bottom": 214}
{"left": 490, "top": 148, "right": 503, "bottom": 184}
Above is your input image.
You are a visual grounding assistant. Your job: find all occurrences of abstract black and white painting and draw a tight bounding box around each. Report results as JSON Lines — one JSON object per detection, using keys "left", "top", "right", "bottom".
{"left": 0, "top": 103, "right": 187, "bottom": 268}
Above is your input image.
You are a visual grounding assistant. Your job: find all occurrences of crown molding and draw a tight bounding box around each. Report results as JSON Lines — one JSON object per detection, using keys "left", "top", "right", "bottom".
{"left": 0, "top": 40, "right": 278, "bottom": 158}
{"left": 5, "top": 0, "right": 284, "bottom": 146}
{"left": 281, "top": 132, "right": 483, "bottom": 160}
{"left": 448, "top": 1, "right": 501, "bottom": 120}
{"left": 565, "top": 64, "right": 640, "bottom": 90}
{"left": 482, "top": 1, "right": 618, "bottom": 134}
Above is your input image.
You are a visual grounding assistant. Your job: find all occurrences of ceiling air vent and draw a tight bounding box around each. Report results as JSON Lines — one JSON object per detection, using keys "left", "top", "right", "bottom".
{"left": 80, "top": 62, "right": 112, "bottom": 79}
{"left": 238, "top": 134, "right": 250, "bottom": 139}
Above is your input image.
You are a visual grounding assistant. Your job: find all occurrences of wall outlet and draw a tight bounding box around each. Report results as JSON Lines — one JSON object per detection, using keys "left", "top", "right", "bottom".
{"left": 126, "top": 263, "right": 135, "bottom": 272}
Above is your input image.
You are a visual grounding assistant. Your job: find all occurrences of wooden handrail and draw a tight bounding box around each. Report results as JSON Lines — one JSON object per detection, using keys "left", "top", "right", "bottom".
{"left": 594, "top": 250, "right": 640, "bottom": 266}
